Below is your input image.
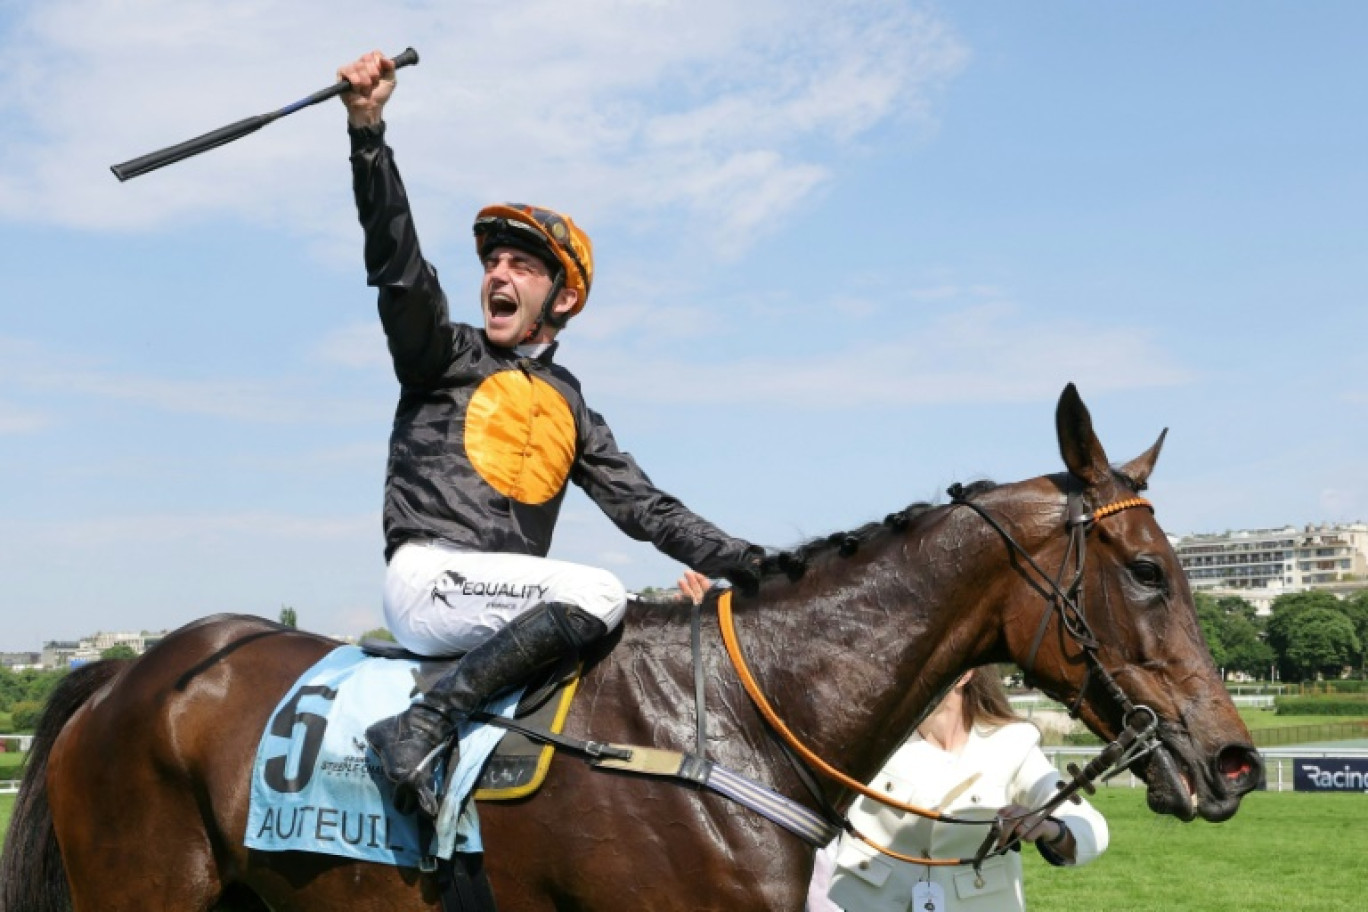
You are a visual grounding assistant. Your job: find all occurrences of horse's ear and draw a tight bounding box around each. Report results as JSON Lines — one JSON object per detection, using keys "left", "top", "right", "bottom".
{"left": 1055, "top": 383, "right": 1111, "bottom": 489}
{"left": 1118, "top": 428, "right": 1168, "bottom": 490}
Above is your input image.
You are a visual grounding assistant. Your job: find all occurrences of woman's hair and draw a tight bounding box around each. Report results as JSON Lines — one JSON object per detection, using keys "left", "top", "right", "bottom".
{"left": 960, "top": 665, "right": 1025, "bottom": 731}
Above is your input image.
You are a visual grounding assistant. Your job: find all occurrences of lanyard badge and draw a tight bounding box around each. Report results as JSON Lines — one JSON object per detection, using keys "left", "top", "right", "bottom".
{"left": 912, "top": 879, "right": 946, "bottom": 911}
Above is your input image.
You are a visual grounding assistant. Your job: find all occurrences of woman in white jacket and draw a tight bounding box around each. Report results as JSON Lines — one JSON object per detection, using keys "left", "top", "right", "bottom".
{"left": 809, "top": 667, "right": 1108, "bottom": 912}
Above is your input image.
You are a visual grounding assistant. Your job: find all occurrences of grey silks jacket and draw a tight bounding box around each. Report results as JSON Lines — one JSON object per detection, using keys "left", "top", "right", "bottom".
{"left": 349, "top": 122, "right": 759, "bottom": 578}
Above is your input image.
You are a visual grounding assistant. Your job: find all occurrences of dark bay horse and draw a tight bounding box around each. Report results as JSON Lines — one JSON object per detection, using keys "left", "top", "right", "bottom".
{"left": 1, "top": 385, "right": 1261, "bottom": 911}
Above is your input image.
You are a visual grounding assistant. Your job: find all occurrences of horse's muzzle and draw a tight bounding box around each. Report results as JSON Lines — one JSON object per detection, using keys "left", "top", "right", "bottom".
{"left": 1139, "top": 740, "right": 1262, "bottom": 823}
{"left": 1214, "top": 743, "right": 1263, "bottom": 799}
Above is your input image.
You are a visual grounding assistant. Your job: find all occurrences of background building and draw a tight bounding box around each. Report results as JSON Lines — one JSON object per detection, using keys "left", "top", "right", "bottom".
{"left": 40, "top": 640, "right": 81, "bottom": 669}
{"left": 40, "top": 632, "right": 166, "bottom": 668}
{"left": 1173, "top": 522, "right": 1368, "bottom": 612}
{"left": 0, "top": 652, "right": 41, "bottom": 670}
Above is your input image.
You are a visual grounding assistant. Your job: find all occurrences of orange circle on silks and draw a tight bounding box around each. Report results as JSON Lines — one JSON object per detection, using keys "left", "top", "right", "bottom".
{"left": 464, "top": 371, "right": 577, "bottom": 505}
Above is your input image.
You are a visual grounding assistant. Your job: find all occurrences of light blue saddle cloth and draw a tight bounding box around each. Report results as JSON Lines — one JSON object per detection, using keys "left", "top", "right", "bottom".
{"left": 244, "top": 645, "right": 519, "bottom": 867}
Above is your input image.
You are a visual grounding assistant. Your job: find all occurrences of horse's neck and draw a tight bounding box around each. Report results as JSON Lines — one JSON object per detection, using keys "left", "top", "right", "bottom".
{"left": 733, "top": 505, "right": 1010, "bottom": 788}
{"left": 597, "top": 492, "right": 1035, "bottom": 798}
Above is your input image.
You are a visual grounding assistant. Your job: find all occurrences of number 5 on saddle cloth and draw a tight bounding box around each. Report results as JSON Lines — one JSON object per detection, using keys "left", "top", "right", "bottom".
{"left": 244, "top": 644, "right": 539, "bottom": 867}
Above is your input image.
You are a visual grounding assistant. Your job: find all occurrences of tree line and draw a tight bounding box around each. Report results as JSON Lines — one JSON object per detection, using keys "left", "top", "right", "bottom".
{"left": 1197, "top": 589, "right": 1368, "bottom": 682}
{"left": 0, "top": 665, "right": 67, "bottom": 731}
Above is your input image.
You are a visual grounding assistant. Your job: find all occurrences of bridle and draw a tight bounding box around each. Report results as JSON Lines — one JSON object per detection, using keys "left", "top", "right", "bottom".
{"left": 948, "top": 481, "right": 1160, "bottom": 747}
{"left": 718, "top": 479, "right": 1166, "bottom": 868}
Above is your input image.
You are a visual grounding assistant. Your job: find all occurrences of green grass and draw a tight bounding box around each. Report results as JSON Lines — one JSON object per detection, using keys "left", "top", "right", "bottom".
{"left": 1024, "top": 700, "right": 1368, "bottom": 732}
{"left": 2, "top": 752, "right": 22, "bottom": 846}
{"left": 1044, "top": 708, "right": 1368, "bottom": 748}
{"left": 0, "top": 752, "right": 24, "bottom": 779}
{"left": 1025, "top": 790, "right": 1367, "bottom": 911}
{"left": 1239, "top": 710, "right": 1368, "bottom": 730}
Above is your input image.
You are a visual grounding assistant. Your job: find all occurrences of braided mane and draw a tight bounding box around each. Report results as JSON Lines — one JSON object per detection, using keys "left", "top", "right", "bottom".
{"left": 759, "top": 479, "right": 1000, "bottom": 583}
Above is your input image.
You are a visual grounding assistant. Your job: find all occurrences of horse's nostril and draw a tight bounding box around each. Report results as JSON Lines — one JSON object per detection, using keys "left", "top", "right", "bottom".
{"left": 1217, "top": 744, "right": 1261, "bottom": 782}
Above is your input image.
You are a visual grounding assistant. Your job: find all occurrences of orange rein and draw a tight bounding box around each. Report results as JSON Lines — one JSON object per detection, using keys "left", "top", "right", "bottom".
{"left": 715, "top": 493, "right": 1154, "bottom": 865}
{"left": 718, "top": 587, "right": 966, "bottom": 864}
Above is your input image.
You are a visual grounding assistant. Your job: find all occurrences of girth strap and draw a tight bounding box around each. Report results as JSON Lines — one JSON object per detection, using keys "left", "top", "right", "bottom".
{"left": 435, "top": 853, "right": 498, "bottom": 912}
{"left": 412, "top": 818, "right": 498, "bottom": 911}
{"left": 591, "top": 747, "right": 842, "bottom": 847}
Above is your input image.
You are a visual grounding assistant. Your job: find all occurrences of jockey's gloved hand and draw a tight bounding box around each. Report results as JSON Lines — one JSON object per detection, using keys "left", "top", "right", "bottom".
{"left": 723, "top": 545, "right": 767, "bottom": 596}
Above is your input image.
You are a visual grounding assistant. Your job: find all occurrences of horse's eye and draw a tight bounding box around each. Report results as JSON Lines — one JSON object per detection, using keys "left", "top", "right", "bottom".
{"left": 1130, "top": 560, "right": 1165, "bottom": 588}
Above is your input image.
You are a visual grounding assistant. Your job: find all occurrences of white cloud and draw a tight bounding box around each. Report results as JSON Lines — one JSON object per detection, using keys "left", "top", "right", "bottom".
{"left": 239, "top": 441, "right": 387, "bottom": 474}
{"left": 2, "top": 510, "right": 373, "bottom": 547}
{"left": 0, "top": 401, "right": 52, "bottom": 434}
{"left": 572, "top": 298, "right": 1193, "bottom": 408}
{"left": 0, "top": 332, "right": 387, "bottom": 425}
{"left": 571, "top": 271, "right": 721, "bottom": 343}
{"left": 30, "top": 366, "right": 381, "bottom": 424}
{"left": 0, "top": 0, "right": 966, "bottom": 255}
{"left": 311, "top": 321, "right": 390, "bottom": 370}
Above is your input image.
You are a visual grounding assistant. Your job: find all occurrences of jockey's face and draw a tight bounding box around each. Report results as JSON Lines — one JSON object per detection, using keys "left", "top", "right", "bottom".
{"left": 480, "top": 246, "right": 577, "bottom": 348}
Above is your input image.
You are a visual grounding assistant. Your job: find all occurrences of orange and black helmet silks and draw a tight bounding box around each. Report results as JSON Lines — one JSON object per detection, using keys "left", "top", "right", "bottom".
{"left": 473, "top": 204, "right": 594, "bottom": 324}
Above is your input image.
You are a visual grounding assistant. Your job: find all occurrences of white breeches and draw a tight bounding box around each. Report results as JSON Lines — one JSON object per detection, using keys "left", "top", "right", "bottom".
{"left": 384, "top": 541, "right": 628, "bottom": 656}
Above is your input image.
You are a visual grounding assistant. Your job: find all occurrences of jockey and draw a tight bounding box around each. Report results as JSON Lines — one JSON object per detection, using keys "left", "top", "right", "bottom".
{"left": 337, "top": 51, "right": 765, "bottom": 818}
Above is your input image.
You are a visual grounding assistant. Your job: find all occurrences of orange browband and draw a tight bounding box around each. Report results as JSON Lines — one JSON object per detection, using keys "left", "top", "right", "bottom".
{"left": 1092, "top": 496, "right": 1152, "bottom": 520}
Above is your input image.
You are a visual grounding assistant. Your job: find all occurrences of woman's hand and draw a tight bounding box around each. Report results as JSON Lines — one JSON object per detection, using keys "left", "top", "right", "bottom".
{"left": 996, "top": 804, "right": 1076, "bottom": 861}
{"left": 677, "top": 570, "right": 713, "bottom": 605}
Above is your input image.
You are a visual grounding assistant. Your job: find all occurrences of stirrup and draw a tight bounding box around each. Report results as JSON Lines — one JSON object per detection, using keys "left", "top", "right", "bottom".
{"left": 365, "top": 718, "right": 454, "bottom": 816}
{"left": 389, "top": 738, "right": 456, "bottom": 818}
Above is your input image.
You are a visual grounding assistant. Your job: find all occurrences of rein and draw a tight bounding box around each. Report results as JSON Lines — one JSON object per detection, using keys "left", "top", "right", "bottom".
{"left": 718, "top": 589, "right": 976, "bottom": 867}
{"left": 718, "top": 483, "right": 1163, "bottom": 868}
{"left": 720, "top": 590, "right": 989, "bottom": 865}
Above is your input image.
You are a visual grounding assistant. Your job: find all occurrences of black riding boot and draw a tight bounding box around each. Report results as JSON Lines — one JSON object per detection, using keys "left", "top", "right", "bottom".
{"left": 366, "top": 601, "right": 607, "bottom": 817}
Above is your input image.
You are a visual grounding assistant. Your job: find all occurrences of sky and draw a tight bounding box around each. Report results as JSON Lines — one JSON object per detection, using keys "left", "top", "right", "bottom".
{"left": 1, "top": 1, "right": 1365, "bottom": 650}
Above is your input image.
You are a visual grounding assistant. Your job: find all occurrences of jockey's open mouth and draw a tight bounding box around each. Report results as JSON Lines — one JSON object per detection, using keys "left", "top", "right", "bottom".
{"left": 486, "top": 291, "right": 520, "bottom": 324}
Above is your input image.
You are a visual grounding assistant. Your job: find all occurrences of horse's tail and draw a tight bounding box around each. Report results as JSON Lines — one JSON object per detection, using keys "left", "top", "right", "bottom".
{"left": 0, "top": 659, "right": 129, "bottom": 912}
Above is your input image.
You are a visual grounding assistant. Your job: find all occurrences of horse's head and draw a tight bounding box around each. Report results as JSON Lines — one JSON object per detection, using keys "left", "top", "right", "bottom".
{"left": 988, "top": 383, "right": 1260, "bottom": 822}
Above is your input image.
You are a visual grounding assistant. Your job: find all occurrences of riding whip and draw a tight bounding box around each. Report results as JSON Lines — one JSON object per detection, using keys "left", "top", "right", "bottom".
{"left": 110, "top": 47, "right": 419, "bottom": 181}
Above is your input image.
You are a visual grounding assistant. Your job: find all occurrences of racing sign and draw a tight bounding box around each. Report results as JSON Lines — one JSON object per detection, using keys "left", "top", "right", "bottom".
{"left": 1293, "top": 757, "right": 1368, "bottom": 792}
